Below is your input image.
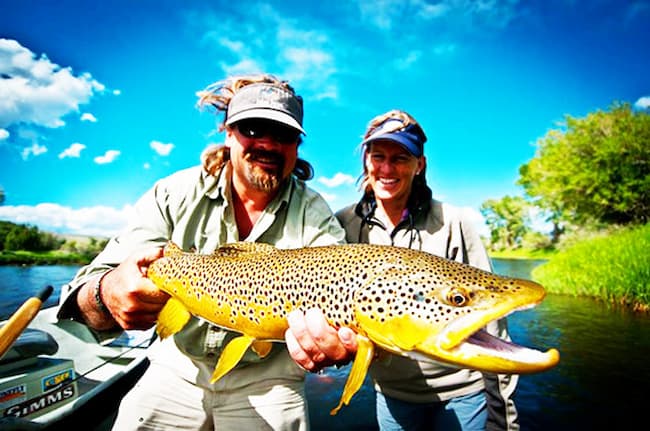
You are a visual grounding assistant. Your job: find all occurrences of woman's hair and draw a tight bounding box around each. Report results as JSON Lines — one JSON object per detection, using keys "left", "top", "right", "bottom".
{"left": 358, "top": 109, "right": 428, "bottom": 194}
{"left": 362, "top": 109, "right": 420, "bottom": 141}
{"left": 196, "top": 74, "right": 313, "bottom": 180}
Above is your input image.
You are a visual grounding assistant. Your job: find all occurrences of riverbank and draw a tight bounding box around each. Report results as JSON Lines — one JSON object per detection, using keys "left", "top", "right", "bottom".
{"left": 488, "top": 248, "right": 556, "bottom": 260}
{"left": 1, "top": 248, "right": 556, "bottom": 265}
{"left": 533, "top": 223, "right": 650, "bottom": 312}
{"left": 0, "top": 250, "right": 92, "bottom": 265}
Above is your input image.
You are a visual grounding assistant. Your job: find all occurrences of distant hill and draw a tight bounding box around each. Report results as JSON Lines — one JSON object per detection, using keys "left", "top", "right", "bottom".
{"left": 56, "top": 233, "right": 109, "bottom": 246}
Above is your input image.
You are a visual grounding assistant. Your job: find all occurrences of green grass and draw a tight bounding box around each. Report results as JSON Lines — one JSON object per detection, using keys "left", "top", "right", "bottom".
{"left": 0, "top": 250, "right": 92, "bottom": 265}
{"left": 489, "top": 247, "right": 557, "bottom": 260}
{"left": 532, "top": 223, "right": 650, "bottom": 311}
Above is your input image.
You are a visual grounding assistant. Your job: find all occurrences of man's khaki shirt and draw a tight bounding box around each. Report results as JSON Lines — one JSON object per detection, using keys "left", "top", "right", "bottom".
{"left": 58, "top": 163, "right": 346, "bottom": 369}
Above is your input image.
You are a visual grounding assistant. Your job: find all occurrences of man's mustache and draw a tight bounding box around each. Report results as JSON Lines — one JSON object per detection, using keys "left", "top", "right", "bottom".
{"left": 246, "top": 149, "right": 285, "bottom": 168}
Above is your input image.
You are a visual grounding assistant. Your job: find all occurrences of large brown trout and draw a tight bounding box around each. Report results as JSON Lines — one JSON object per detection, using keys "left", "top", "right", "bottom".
{"left": 148, "top": 241, "right": 560, "bottom": 414}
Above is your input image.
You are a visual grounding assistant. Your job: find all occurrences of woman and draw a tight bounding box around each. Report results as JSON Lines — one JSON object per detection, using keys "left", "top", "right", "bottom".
{"left": 335, "top": 110, "right": 519, "bottom": 431}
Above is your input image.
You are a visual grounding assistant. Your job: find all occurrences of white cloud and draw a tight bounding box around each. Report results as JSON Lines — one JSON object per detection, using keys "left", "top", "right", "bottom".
{"left": 394, "top": 50, "right": 422, "bottom": 70}
{"left": 192, "top": 8, "right": 338, "bottom": 101}
{"left": 143, "top": 162, "right": 151, "bottom": 170}
{"left": 0, "top": 203, "right": 133, "bottom": 237}
{"left": 280, "top": 47, "right": 338, "bottom": 100}
{"left": 80, "top": 112, "right": 97, "bottom": 122}
{"left": 150, "top": 140, "right": 174, "bottom": 156}
{"left": 416, "top": 0, "right": 449, "bottom": 19}
{"left": 357, "top": 0, "right": 399, "bottom": 30}
{"left": 318, "top": 172, "right": 355, "bottom": 188}
{"left": 357, "top": 0, "right": 517, "bottom": 31}
{"left": 21, "top": 142, "right": 47, "bottom": 160}
{"left": 357, "top": 0, "right": 449, "bottom": 30}
{"left": 113, "top": 89, "right": 121, "bottom": 96}
{"left": 276, "top": 28, "right": 338, "bottom": 100}
{"left": 0, "top": 38, "right": 104, "bottom": 129}
{"left": 433, "top": 43, "right": 456, "bottom": 55}
{"left": 94, "top": 150, "right": 120, "bottom": 164}
{"left": 220, "top": 59, "right": 263, "bottom": 77}
{"left": 0, "top": 128, "right": 8, "bottom": 140}
{"left": 624, "top": 1, "right": 649, "bottom": 25}
{"left": 216, "top": 37, "right": 246, "bottom": 53}
{"left": 58, "top": 142, "right": 86, "bottom": 159}
{"left": 634, "top": 96, "right": 650, "bottom": 109}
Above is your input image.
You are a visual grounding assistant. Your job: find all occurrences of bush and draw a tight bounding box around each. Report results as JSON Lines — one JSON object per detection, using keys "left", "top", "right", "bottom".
{"left": 533, "top": 223, "right": 650, "bottom": 311}
{"left": 0, "top": 221, "right": 64, "bottom": 252}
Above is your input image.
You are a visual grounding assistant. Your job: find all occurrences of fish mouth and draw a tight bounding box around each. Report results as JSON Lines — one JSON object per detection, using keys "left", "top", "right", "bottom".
{"left": 428, "top": 326, "right": 561, "bottom": 374}
{"left": 415, "top": 298, "right": 560, "bottom": 374}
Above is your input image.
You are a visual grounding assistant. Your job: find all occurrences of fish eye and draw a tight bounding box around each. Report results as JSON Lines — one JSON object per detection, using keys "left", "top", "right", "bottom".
{"left": 447, "top": 289, "right": 469, "bottom": 306}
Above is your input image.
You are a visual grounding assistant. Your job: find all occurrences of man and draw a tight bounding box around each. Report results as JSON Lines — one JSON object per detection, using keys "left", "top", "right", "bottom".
{"left": 58, "top": 74, "right": 355, "bottom": 430}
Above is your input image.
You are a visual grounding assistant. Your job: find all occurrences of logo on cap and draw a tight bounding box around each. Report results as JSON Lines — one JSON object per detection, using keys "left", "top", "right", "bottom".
{"left": 226, "top": 83, "right": 304, "bottom": 133}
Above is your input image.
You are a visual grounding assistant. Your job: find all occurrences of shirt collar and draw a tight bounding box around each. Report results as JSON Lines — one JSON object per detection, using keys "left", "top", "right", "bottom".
{"left": 202, "top": 162, "right": 229, "bottom": 201}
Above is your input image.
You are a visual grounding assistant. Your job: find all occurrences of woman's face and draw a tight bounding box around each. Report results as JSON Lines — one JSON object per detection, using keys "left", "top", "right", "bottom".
{"left": 365, "top": 140, "right": 424, "bottom": 203}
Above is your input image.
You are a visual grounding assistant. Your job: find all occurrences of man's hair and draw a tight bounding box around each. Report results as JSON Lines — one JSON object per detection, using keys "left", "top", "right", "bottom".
{"left": 197, "top": 74, "right": 313, "bottom": 180}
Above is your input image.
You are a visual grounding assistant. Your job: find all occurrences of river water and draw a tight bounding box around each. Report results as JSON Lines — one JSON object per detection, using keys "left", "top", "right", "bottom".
{"left": 306, "top": 259, "right": 650, "bottom": 430}
{"left": 1, "top": 260, "right": 649, "bottom": 430}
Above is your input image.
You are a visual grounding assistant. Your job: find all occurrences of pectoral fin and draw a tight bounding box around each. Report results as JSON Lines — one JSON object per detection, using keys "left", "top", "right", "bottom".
{"left": 330, "top": 335, "right": 375, "bottom": 415}
{"left": 252, "top": 340, "right": 273, "bottom": 358}
{"left": 156, "top": 298, "right": 191, "bottom": 339}
{"left": 211, "top": 335, "right": 255, "bottom": 383}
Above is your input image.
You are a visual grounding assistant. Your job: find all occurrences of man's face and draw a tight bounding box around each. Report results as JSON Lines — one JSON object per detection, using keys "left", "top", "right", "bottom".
{"left": 226, "top": 119, "right": 300, "bottom": 192}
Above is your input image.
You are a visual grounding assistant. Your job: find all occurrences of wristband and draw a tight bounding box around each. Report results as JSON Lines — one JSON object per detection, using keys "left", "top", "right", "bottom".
{"left": 94, "top": 270, "right": 112, "bottom": 314}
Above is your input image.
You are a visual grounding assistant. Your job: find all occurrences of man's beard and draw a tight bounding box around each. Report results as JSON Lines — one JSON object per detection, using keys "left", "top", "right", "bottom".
{"left": 244, "top": 150, "right": 285, "bottom": 192}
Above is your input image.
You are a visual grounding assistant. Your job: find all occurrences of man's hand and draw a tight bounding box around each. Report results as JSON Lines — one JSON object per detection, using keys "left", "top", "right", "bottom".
{"left": 285, "top": 308, "right": 357, "bottom": 373}
{"left": 80, "top": 247, "right": 169, "bottom": 330}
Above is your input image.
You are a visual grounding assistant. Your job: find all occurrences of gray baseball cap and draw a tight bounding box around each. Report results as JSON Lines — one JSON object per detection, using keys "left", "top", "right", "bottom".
{"left": 225, "top": 83, "right": 305, "bottom": 134}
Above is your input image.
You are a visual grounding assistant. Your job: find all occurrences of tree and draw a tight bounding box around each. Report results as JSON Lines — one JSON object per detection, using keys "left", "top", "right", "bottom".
{"left": 518, "top": 103, "right": 650, "bottom": 227}
{"left": 4, "top": 225, "right": 42, "bottom": 251}
{"left": 480, "top": 195, "right": 531, "bottom": 250}
{"left": 0, "top": 221, "right": 64, "bottom": 251}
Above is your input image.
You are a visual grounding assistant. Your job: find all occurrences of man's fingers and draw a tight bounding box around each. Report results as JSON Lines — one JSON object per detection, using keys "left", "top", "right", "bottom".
{"left": 304, "top": 309, "right": 347, "bottom": 361}
{"left": 285, "top": 308, "right": 357, "bottom": 373}
{"left": 287, "top": 310, "right": 320, "bottom": 356}
{"left": 134, "top": 278, "right": 170, "bottom": 304}
{"left": 114, "top": 311, "right": 159, "bottom": 331}
{"left": 285, "top": 327, "right": 316, "bottom": 372}
{"left": 136, "top": 247, "right": 165, "bottom": 275}
{"left": 337, "top": 327, "right": 358, "bottom": 352}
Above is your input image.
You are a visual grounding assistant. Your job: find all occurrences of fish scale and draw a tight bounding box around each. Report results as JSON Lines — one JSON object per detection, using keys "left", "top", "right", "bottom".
{"left": 148, "top": 241, "right": 560, "bottom": 415}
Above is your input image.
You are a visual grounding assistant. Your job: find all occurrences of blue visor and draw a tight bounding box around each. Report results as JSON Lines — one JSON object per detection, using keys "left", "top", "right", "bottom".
{"left": 361, "top": 121, "right": 426, "bottom": 157}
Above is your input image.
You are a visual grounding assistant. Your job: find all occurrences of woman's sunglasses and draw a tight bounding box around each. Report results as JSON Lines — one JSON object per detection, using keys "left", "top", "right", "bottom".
{"left": 234, "top": 119, "right": 301, "bottom": 144}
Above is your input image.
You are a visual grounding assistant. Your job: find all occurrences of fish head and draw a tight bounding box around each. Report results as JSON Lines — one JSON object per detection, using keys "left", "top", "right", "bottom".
{"left": 353, "top": 253, "right": 560, "bottom": 374}
{"left": 147, "top": 242, "right": 190, "bottom": 297}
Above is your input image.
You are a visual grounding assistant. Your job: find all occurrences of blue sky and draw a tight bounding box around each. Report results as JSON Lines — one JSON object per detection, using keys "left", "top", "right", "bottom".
{"left": 0, "top": 0, "right": 648, "bottom": 237}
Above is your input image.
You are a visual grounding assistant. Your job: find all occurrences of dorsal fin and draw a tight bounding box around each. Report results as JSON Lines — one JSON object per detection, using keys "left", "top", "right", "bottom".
{"left": 163, "top": 241, "right": 184, "bottom": 257}
{"left": 213, "top": 241, "right": 277, "bottom": 257}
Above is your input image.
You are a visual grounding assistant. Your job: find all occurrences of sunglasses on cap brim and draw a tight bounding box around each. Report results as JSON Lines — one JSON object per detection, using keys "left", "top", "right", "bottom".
{"left": 234, "top": 119, "right": 301, "bottom": 144}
